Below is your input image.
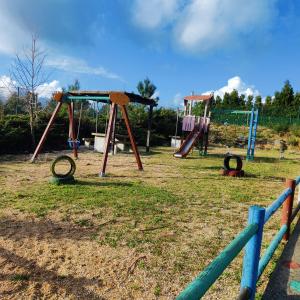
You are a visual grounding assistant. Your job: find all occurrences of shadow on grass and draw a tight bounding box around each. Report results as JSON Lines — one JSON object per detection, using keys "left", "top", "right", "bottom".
{"left": 75, "top": 180, "right": 133, "bottom": 187}
{"left": 242, "top": 173, "right": 285, "bottom": 182}
{"left": 0, "top": 216, "right": 106, "bottom": 242}
{"left": 140, "top": 150, "right": 164, "bottom": 156}
{"left": 0, "top": 246, "right": 105, "bottom": 299}
{"left": 201, "top": 166, "right": 223, "bottom": 171}
{"left": 254, "top": 156, "right": 279, "bottom": 163}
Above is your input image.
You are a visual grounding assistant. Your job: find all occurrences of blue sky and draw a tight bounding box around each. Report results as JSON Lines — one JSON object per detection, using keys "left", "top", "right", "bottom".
{"left": 0, "top": 0, "right": 300, "bottom": 107}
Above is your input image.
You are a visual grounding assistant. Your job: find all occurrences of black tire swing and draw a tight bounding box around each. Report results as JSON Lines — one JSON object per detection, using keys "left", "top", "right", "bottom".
{"left": 221, "top": 154, "right": 244, "bottom": 177}
{"left": 49, "top": 155, "right": 76, "bottom": 185}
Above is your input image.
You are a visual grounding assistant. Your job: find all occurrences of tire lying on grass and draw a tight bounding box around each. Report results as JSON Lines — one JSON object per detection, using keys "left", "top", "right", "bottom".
{"left": 50, "top": 155, "right": 76, "bottom": 185}
{"left": 221, "top": 154, "right": 244, "bottom": 177}
{"left": 224, "top": 154, "right": 243, "bottom": 171}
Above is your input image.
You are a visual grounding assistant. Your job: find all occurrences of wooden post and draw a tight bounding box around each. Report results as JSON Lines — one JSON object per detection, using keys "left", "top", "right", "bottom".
{"left": 67, "top": 102, "right": 78, "bottom": 159}
{"left": 146, "top": 105, "right": 153, "bottom": 153}
{"left": 204, "top": 119, "right": 210, "bottom": 155}
{"left": 30, "top": 101, "right": 62, "bottom": 162}
{"left": 111, "top": 105, "right": 118, "bottom": 155}
{"left": 281, "top": 179, "right": 296, "bottom": 241}
{"left": 99, "top": 103, "right": 117, "bottom": 177}
{"left": 120, "top": 105, "right": 143, "bottom": 171}
{"left": 240, "top": 206, "right": 265, "bottom": 300}
{"left": 184, "top": 100, "right": 188, "bottom": 116}
{"left": 204, "top": 101, "right": 208, "bottom": 118}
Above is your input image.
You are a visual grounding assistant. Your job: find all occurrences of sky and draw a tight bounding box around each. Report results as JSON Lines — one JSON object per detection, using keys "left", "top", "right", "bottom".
{"left": 0, "top": 0, "right": 300, "bottom": 107}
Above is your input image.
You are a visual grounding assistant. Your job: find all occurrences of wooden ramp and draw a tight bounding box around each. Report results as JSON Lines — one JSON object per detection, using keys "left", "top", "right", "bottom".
{"left": 263, "top": 218, "right": 300, "bottom": 299}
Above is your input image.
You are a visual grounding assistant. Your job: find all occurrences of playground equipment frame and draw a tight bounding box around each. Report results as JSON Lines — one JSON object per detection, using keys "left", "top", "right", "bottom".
{"left": 30, "top": 91, "right": 157, "bottom": 176}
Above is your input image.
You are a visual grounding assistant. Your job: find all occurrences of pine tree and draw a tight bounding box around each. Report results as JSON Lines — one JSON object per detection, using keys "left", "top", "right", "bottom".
{"left": 137, "top": 78, "right": 158, "bottom": 102}
{"left": 246, "top": 95, "right": 253, "bottom": 110}
{"left": 254, "top": 95, "right": 262, "bottom": 110}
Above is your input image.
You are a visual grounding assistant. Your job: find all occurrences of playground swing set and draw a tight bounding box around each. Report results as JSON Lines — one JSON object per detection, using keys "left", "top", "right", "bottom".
{"left": 30, "top": 90, "right": 156, "bottom": 177}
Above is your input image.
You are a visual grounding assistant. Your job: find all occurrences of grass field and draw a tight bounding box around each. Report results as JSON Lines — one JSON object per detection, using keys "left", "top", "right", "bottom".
{"left": 0, "top": 146, "right": 299, "bottom": 299}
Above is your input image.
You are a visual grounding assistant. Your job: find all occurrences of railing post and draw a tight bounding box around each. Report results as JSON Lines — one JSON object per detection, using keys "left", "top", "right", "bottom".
{"left": 240, "top": 206, "right": 265, "bottom": 300}
{"left": 281, "top": 179, "right": 296, "bottom": 241}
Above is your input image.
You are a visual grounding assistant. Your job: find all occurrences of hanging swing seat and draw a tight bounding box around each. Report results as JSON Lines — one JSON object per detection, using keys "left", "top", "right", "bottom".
{"left": 67, "top": 138, "right": 81, "bottom": 149}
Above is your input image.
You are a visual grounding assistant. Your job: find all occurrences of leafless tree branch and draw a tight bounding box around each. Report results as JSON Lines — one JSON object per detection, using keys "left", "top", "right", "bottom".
{"left": 9, "top": 35, "right": 49, "bottom": 147}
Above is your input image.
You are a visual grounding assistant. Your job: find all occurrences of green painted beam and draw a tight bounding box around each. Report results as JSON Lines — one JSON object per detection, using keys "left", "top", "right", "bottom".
{"left": 257, "top": 224, "right": 287, "bottom": 280}
{"left": 67, "top": 96, "right": 110, "bottom": 102}
{"left": 230, "top": 110, "right": 252, "bottom": 114}
{"left": 177, "top": 223, "right": 258, "bottom": 300}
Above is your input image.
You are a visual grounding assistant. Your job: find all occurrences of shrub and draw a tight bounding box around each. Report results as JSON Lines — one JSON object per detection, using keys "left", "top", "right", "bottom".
{"left": 287, "top": 136, "right": 299, "bottom": 147}
{"left": 289, "top": 124, "right": 300, "bottom": 137}
{"left": 273, "top": 123, "right": 289, "bottom": 133}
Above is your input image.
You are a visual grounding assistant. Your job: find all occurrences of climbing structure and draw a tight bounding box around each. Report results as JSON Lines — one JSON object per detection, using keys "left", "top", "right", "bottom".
{"left": 174, "top": 94, "right": 212, "bottom": 158}
{"left": 246, "top": 108, "right": 259, "bottom": 161}
{"left": 30, "top": 90, "right": 156, "bottom": 176}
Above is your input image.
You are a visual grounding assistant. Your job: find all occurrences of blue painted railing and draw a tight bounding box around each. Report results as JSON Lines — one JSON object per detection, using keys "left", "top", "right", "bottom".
{"left": 264, "top": 188, "right": 292, "bottom": 223}
{"left": 257, "top": 224, "right": 287, "bottom": 280}
{"left": 177, "top": 177, "right": 300, "bottom": 300}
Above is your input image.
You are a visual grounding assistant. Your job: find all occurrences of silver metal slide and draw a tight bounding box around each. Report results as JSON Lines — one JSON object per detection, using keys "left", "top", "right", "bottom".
{"left": 173, "top": 127, "right": 204, "bottom": 158}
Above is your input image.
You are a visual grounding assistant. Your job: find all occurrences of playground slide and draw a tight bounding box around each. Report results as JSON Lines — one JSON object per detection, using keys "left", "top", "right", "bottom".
{"left": 174, "top": 127, "right": 204, "bottom": 158}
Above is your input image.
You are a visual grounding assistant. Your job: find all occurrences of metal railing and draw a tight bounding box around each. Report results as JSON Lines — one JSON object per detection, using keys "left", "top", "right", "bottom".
{"left": 177, "top": 176, "right": 300, "bottom": 300}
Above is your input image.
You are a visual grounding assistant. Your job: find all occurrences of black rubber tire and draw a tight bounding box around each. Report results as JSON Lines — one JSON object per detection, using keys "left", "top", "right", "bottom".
{"left": 51, "top": 155, "right": 76, "bottom": 178}
{"left": 224, "top": 155, "right": 243, "bottom": 171}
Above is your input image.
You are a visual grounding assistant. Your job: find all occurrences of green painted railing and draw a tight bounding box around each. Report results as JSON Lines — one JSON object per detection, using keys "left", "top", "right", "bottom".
{"left": 257, "top": 224, "right": 287, "bottom": 279}
{"left": 177, "top": 224, "right": 258, "bottom": 300}
{"left": 177, "top": 176, "right": 300, "bottom": 300}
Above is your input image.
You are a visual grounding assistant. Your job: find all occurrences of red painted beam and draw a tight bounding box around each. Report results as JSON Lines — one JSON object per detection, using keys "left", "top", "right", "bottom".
{"left": 281, "top": 179, "right": 296, "bottom": 241}
{"left": 30, "top": 101, "right": 62, "bottom": 162}
{"left": 120, "top": 105, "right": 143, "bottom": 171}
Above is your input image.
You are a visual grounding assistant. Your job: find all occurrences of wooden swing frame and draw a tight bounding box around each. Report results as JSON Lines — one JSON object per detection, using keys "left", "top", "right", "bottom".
{"left": 30, "top": 91, "right": 156, "bottom": 177}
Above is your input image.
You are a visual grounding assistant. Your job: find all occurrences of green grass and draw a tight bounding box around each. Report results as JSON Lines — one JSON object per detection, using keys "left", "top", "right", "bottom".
{"left": 10, "top": 274, "right": 30, "bottom": 281}
{"left": 10, "top": 180, "right": 179, "bottom": 219}
{"left": 1, "top": 146, "right": 300, "bottom": 298}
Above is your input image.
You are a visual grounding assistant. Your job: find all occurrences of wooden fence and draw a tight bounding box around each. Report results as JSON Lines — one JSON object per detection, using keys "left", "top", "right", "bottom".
{"left": 177, "top": 176, "right": 300, "bottom": 300}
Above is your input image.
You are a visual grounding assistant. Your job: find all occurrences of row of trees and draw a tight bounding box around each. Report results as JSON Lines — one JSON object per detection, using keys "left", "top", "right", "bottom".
{"left": 211, "top": 80, "right": 300, "bottom": 117}
{"left": 1, "top": 35, "right": 300, "bottom": 155}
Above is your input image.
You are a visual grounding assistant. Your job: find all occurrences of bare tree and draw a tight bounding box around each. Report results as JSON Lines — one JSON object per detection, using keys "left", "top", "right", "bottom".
{"left": 10, "top": 35, "right": 48, "bottom": 147}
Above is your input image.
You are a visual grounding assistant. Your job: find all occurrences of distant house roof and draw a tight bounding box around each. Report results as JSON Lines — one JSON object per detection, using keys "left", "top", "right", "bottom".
{"left": 183, "top": 94, "right": 213, "bottom": 102}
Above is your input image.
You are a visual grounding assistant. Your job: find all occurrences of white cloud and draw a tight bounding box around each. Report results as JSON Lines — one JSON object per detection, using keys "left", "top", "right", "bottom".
{"left": 132, "top": 0, "right": 180, "bottom": 29}
{"left": 132, "top": 0, "right": 277, "bottom": 52}
{"left": 46, "top": 55, "right": 124, "bottom": 82}
{"left": 0, "top": 75, "right": 61, "bottom": 100}
{"left": 173, "top": 92, "right": 182, "bottom": 106}
{"left": 36, "top": 80, "right": 62, "bottom": 99}
{"left": 0, "top": 75, "right": 16, "bottom": 99}
{"left": 212, "top": 76, "right": 260, "bottom": 98}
